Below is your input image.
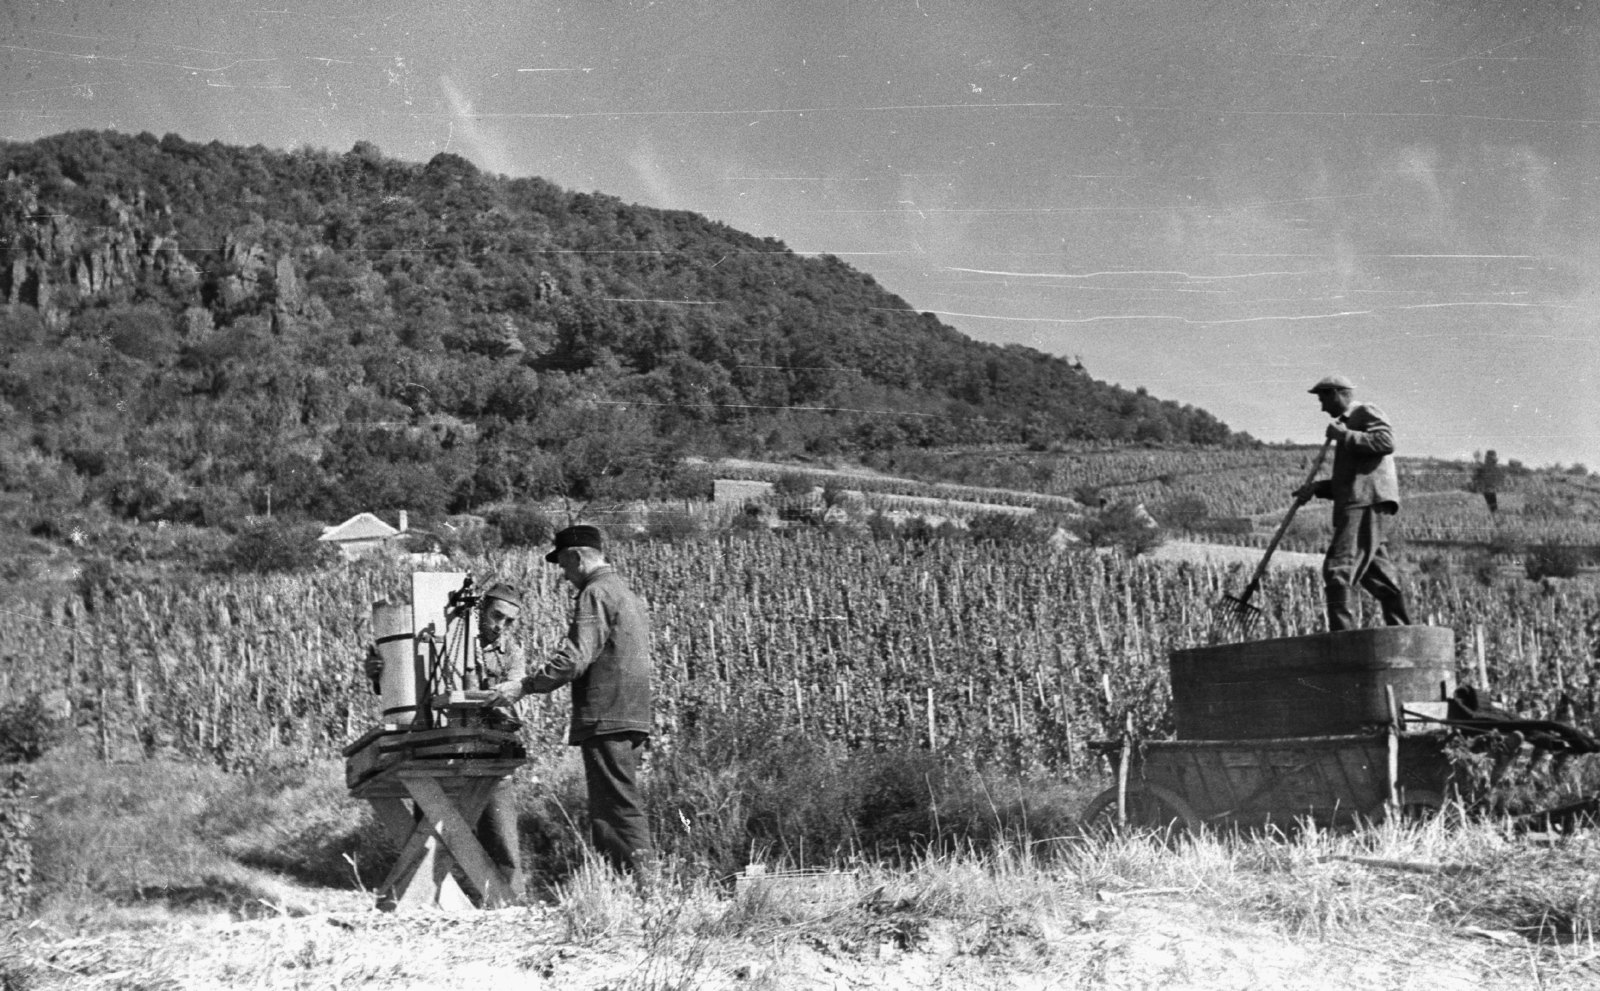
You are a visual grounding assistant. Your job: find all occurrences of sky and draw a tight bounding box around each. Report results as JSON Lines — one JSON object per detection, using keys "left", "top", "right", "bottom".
{"left": 2, "top": 0, "right": 1597, "bottom": 467}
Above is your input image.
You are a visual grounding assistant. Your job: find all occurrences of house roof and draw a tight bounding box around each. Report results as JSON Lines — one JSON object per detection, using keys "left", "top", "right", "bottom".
{"left": 319, "top": 512, "right": 400, "bottom": 543}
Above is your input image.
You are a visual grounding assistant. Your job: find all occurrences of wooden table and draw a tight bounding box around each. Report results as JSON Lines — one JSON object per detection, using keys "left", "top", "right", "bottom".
{"left": 345, "top": 727, "right": 526, "bottom": 911}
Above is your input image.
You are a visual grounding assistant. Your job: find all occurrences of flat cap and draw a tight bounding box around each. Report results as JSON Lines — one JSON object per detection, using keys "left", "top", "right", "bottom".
{"left": 1308, "top": 374, "right": 1356, "bottom": 393}
{"left": 481, "top": 582, "right": 522, "bottom": 609}
{"left": 545, "top": 524, "right": 604, "bottom": 563}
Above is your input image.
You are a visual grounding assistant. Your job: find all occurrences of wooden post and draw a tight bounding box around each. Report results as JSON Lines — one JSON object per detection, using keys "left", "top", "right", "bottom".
{"left": 1116, "top": 712, "right": 1133, "bottom": 826}
{"left": 1385, "top": 685, "right": 1401, "bottom": 814}
{"left": 1474, "top": 625, "right": 1488, "bottom": 689}
{"left": 1059, "top": 694, "right": 1077, "bottom": 769}
{"left": 97, "top": 642, "right": 110, "bottom": 763}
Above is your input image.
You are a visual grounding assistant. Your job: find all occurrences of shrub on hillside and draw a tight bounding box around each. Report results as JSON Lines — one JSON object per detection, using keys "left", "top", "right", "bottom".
{"left": 820, "top": 483, "right": 854, "bottom": 510}
{"left": 644, "top": 508, "right": 701, "bottom": 543}
{"left": 771, "top": 471, "right": 815, "bottom": 501}
{"left": 966, "top": 512, "right": 1047, "bottom": 545}
{"left": 486, "top": 505, "right": 555, "bottom": 548}
{"left": 727, "top": 505, "right": 770, "bottom": 534}
{"left": 898, "top": 516, "right": 963, "bottom": 543}
{"left": 1199, "top": 516, "right": 1253, "bottom": 536}
{"left": 1525, "top": 543, "right": 1586, "bottom": 581}
{"left": 865, "top": 511, "right": 898, "bottom": 541}
{"left": 0, "top": 693, "right": 70, "bottom": 764}
{"left": 1465, "top": 550, "right": 1501, "bottom": 586}
{"left": 1486, "top": 529, "right": 1526, "bottom": 558}
{"left": 1154, "top": 493, "right": 1209, "bottom": 532}
{"left": 215, "top": 520, "right": 338, "bottom": 574}
{"left": 1071, "top": 500, "right": 1164, "bottom": 556}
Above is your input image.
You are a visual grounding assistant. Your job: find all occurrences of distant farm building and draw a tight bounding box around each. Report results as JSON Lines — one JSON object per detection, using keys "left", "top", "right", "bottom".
{"left": 318, "top": 511, "right": 403, "bottom": 561}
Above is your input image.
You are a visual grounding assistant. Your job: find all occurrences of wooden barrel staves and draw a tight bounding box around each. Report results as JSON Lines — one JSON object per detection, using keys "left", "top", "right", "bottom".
{"left": 1168, "top": 627, "right": 1456, "bottom": 740}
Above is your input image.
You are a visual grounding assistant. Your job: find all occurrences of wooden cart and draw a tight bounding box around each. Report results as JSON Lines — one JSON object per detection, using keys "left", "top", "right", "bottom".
{"left": 1083, "top": 716, "right": 1455, "bottom": 835}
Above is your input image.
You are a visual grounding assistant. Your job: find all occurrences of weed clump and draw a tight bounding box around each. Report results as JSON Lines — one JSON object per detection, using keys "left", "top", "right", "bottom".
{"left": 0, "top": 692, "right": 71, "bottom": 764}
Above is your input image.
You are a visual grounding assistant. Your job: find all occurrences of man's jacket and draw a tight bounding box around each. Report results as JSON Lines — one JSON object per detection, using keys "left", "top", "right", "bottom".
{"left": 521, "top": 566, "right": 653, "bottom": 743}
{"left": 1311, "top": 402, "right": 1401, "bottom": 512}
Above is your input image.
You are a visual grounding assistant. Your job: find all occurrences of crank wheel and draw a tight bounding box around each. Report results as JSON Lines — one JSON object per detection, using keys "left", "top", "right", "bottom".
{"left": 1080, "top": 783, "right": 1203, "bottom": 842}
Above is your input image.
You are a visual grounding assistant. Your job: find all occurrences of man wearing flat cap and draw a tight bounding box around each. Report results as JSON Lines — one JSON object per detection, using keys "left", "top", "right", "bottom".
{"left": 361, "top": 579, "right": 528, "bottom": 895}
{"left": 491, "top": 524, "right": 655, "bottom": 879}
{"left": 1293, "top": 375, "right": 1411, "bottom": 631}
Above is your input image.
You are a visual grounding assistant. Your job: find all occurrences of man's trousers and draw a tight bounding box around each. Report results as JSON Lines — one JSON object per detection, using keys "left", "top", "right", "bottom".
{"left": 1323, "top": 504, "right": 1410, "bottom": 631}
{"left": 580, "top": 731, "right": 654, "bottom": 875}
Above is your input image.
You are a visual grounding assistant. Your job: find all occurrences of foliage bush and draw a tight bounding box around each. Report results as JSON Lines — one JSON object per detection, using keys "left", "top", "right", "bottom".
{"left": 1524, "top": 542, "right": 1586, "bottom": 581}
{"left": 1486, "top": 529, "right": 1527, "bottom": 557}
{"left": 771, "top": 471, "right": 815, "bottom": 500}
{"left": 1464, "top": 550, "right": 1501, "bottom": 586}
{"left": 727, "top": 505, "right": 770, "bottom": 534}
{"left": 964, "top": 511, "right": 1046, "bottom": 545}
{"left": 487, "top": 504, "right": 555, "bottom": 548}
{"left": 0, "top": 693, "right": 69, "bottom": 764}
{"left": 214, "top": 520, "right": 339, "bottom": 574}
{"left": 631, "top": 708, "right": 1089, "bottom": 885}
{"left": 1071, "top": 483, "right": 1104, "bottom": 507}
{"left": 1154, "top": 493, "right": 1209, "bottom": 531}
{"left": 1071, "top": 500, "right": 1164, "bottom": 556}
{"left": 897, "top": 516, "right": 964, "bottom": 543}
{"left": 644, "top": 508, "right": 701, "bottom": 543}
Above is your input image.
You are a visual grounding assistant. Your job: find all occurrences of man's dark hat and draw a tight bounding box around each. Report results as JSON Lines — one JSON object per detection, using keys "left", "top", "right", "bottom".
{"left": 481, "top": 582, "right": 522, "bottom": 609}
{"left": 546, "top": 524, "right": 604, "bottom": 563}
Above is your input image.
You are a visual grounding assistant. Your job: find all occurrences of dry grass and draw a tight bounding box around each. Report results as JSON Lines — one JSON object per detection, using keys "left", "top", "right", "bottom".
{"left": 6, "top": 746, "right": 1600, "bottom": 989}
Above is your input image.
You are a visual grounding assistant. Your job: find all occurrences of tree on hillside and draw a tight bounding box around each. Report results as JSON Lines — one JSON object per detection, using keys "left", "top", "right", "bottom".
{"left": 1470, "top": 450, "right": 1507, "bottom": 513}
{"left": 1073, "top": 499, "right": 1165, "bottom": 556}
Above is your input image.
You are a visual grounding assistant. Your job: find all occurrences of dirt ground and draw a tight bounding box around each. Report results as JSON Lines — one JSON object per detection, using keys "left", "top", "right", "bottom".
{"left": 7, "top": 890, "right": 1593, "bottom": 990}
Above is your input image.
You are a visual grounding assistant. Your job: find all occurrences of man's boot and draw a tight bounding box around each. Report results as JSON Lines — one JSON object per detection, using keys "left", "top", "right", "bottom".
{"left": 1377, "top": 592, "right": 1410, "bottom": 627}
{"left": 1325, "top": 583, "right": 1354, "bottom": 632}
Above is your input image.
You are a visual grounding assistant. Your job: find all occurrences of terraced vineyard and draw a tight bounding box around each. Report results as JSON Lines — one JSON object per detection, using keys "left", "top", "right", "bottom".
{"left": 3, "top": 530, "right": 1594, "bottom": 773}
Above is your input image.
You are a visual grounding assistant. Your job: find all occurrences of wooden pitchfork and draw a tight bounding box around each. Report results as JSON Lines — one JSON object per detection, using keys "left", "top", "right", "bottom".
{"left": 1216, "top": 438, "right": 1333, "bottom": 637}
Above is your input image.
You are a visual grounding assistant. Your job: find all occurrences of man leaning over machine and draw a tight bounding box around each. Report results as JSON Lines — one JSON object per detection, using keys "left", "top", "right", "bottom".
{"left": 490, "top": 525, "right": 656, "bottom": 881}
{"left": 1293, "top": 374, "right": 1412, "bottom": 632}
{"left": 362, "top": 582, "right": 527, "bottom": 892}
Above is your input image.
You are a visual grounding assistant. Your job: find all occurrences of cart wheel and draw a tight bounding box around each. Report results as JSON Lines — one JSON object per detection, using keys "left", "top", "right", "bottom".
{"left": 1080, "top": 783, "right": 1202, "bottom": 842}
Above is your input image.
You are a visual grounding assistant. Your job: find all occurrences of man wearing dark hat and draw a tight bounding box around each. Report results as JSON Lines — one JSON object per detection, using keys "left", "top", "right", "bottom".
{"left": 1293, "top": 375, "right": 1411, "bottom": 631}
{"left": 491, "top": 524, "right": 655, "bottom": 879}
{"left": 361, "top": 579, "right": 528, "bottom": 897}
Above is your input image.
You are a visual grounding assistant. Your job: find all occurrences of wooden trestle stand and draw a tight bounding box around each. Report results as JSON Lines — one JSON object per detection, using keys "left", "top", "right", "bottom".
{"left": 344, "top": 574, "right": 528, "bottom": 912}
{"left": 344, "top": 697, "right": 525, "bottom": 911}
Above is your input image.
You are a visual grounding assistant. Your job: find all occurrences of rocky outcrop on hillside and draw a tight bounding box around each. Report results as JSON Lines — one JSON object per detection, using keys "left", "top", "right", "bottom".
{"left": 0, "top": 176, "right": 321, "bottom": 333}
{"left": 2, "top": 181, "right": 203, "bottom": 323}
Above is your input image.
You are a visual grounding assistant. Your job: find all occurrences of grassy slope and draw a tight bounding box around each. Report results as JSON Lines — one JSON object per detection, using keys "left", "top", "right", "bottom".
{"left": 4, "top": 743, "right": 1598, "bottom": 989}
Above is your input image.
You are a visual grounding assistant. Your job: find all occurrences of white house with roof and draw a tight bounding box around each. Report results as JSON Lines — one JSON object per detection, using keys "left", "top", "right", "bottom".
{"left": 318, "top": 511, "right": 403, "bottom": 561}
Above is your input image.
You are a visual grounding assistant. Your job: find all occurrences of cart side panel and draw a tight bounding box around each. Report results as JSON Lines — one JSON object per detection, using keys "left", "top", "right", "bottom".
{"left": 1132, "top": 735, "right": 1393, "bottom": 828}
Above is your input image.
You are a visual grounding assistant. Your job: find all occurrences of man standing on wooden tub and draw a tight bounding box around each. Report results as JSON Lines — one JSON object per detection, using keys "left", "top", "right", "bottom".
{"left": 1293, "top": 375, "right": 1412, "bottom": 632}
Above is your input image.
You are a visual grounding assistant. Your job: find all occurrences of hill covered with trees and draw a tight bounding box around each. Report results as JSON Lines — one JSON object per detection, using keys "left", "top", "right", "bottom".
{"left": 0, "top": 130, "right": 1239, "bottom": 527}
